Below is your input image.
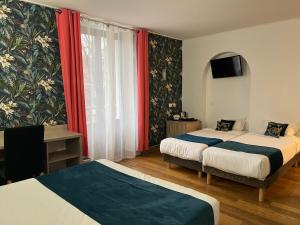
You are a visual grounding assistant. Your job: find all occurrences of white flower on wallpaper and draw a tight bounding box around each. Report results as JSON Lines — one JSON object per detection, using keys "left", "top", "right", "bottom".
{"left": 0, "top": 101, "right": 17, "bottom": 116}
{"left": 0, "top": 5, "right": 11, "bottom": 19}
{"left": 150, "top": 39, "right": 157, "bottom": 49}
{"left": 150, "top": 69, "right": 158, "bottom": 78}
{"left": 35, "top": 35, "right": 52, "bottom": 48}
{"left": 38, "top": 79, "right": 55, "bottom": 91}
{"left": 0, "top": 54, "right": 14, "bottom": 68}
{"left": 165, "top": 84, "right": 172, "bottom": 92}
{"left": 151, "top": 97, "right": 158, "bottom": 106}
{"left": 151, "top": 125, "right": 158, "bottom": 133}
{"left": 165, "top": 56, "right": 172, "bottom": 65}
{"left": 7, "top": 78, "right": 14, "bottom": 87}
{"left": 43, "top": 120, "right": 57, "bottom": 126}
{"left": 166, "top": 110, "right": 172, "bottom": 117}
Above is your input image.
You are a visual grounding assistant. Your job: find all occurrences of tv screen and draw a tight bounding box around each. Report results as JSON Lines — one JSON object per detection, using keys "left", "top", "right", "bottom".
{"left": 210, "top": 55, "right": 243, "bottom": 79}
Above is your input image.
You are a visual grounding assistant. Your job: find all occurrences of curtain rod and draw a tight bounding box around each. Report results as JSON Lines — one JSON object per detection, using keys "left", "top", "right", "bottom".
{"left": 21, "top": 0, "right": 137, "bottom": 32}
{"left": 80, "top": 14, "right": 137, "bottom": 31}
{"left": 21, "top": 0, "right": 181, "bottom": 39}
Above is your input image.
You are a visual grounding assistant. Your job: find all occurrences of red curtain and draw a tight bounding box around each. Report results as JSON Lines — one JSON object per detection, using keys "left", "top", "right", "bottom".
{"left": 56, "top": 9, "right": 88, "bottom": 156}
{"left": 136, "top": 29, "right": 149, "bottom": 152}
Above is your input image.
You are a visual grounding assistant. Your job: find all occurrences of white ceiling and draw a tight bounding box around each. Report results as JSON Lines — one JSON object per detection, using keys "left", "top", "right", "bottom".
{"left": 24, "top": 0, "right": 300, "bottom": 39}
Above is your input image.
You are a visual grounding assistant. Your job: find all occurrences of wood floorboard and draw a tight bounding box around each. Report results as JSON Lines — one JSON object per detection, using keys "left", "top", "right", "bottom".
{"left": 119, "top": 150, "right": 300, "bottom": 225}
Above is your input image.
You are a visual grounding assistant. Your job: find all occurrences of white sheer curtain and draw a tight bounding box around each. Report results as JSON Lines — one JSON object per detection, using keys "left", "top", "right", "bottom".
{"left": 81, "top": 18, "right": 137, "bottom": 161}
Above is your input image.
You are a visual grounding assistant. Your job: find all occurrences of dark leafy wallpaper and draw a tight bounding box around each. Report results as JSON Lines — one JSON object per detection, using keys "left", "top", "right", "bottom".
{"left": 149, "top": 33, "right": 182, "bottom": 146}
{"left": 0, "top": 0, "right": 66, "bottom": 129}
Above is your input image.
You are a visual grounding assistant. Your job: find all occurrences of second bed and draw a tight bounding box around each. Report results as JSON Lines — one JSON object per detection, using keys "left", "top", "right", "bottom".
{"left": 160, "top": 128, "right": 245, "bottom": 176}
{"left": 203, "top": 132, "right": 300, "bottom": 201}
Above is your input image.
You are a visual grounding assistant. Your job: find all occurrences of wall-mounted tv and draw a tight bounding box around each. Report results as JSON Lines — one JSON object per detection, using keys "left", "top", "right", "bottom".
{"left": 210, "top": 55, "right": 243, "bottom": 79}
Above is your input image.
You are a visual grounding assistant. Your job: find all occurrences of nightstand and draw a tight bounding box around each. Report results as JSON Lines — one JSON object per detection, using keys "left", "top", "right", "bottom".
{"left": 166, "top": 120, "right": 202, "bottom": 137}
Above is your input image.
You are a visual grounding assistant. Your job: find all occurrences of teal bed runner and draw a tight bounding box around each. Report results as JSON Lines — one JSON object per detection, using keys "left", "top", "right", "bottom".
{"left": 175, "top": 134, "right": 223, "bottom": 146}
{"left": 214, "top": 141, "right": 283, "bottom": 176}
{"left": 37, "top": 162, "right": 214, "bottom": 225}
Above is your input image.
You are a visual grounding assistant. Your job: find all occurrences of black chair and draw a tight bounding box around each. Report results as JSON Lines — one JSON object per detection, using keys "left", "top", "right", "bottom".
{"left": 4, "top": 125, "right": 46, "bottom": 182}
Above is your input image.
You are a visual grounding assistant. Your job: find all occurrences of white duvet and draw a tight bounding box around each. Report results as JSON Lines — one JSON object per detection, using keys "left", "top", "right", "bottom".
{"left": 160, "top": 128, "right": 244, "bottom": 161}
{"left": 0, "top": 159, "right": 219, "bottom": 225}
{"left": 203, "top": 133, "right": 300, "bottom": 180}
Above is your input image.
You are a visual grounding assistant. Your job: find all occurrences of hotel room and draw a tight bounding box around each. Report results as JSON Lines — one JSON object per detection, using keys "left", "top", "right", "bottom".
{"left": 0, "top": 0, "right": 300, "bottom": 224}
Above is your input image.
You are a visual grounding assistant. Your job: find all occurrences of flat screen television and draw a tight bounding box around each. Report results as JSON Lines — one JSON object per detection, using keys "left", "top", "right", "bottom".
{"left": 210, "top": 55, "right": 243, "bottom": 79}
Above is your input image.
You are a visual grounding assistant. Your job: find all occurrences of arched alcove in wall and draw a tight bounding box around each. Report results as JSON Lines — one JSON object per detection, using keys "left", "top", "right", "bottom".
{"left": 201, "top": 52, "right": 251, "bottom": 129}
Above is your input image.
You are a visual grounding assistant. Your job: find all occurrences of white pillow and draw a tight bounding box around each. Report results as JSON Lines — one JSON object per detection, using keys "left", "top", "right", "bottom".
{"left": 285, "top": 123, "right": 300, "bottom": 136}
{"left": 233, "top": 119, "right": 246, "bottom": 131}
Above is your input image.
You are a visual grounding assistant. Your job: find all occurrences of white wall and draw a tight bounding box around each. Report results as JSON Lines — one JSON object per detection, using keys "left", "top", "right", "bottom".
{"left": 183, "top": 18, "right": 300, "bottom": 133}
{"left": 205, "top": 64, "right": 250, "bottom": 129}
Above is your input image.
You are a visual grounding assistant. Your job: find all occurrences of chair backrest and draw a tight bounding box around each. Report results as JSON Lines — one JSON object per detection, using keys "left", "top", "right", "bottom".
{"left": 4, "top": 125, "right": 45, "bottom": 182}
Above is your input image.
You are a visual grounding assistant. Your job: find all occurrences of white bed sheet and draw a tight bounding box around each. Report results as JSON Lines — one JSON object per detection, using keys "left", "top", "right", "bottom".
{"left": 160, "top": 128, "right": 245, "bottom": 162}
{"left": 0, "top": 159, "right": 219, "bottom": 225}
{"left": 203, "top": 133, "right": 300, "bottom": 180}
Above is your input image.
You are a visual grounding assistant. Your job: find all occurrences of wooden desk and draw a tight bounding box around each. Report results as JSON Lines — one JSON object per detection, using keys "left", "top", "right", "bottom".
{"left": 0, "top": 125, "right": 82, "bottom": 173}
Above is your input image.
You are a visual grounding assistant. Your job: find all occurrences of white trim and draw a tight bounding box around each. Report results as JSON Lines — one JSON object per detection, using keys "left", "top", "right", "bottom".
{"left": 20, "top": 0, "right": 135, "bottom": 31}
{"left": 20, "top": 0, "right": 182, "bottom": 39}
{"left": 149, "top": 31, "right": 182, "bottom": 41}
{"left": 21, "top": 0, "right": 58, "bottom": 9}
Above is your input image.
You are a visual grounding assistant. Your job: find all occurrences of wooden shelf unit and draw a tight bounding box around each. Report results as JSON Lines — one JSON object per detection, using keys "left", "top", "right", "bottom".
{"left": 0, "top": 125, "right": 82, "bottom": 174}
{"left": 48, "top": 152, "right": 79, "bottom": 163}
{"left": 166, "top": 120, "right": 202, "bottom": 137}
{"left": 45, "top": 132, "right": 82, "bottom": 173}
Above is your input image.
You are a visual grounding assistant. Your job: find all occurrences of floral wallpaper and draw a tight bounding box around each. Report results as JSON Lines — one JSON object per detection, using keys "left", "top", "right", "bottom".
{"left": 0, "top": 0, "right": 66, "bottom": 129}
{"left": 149, "top": 33, "right": 182, "bottom": 146}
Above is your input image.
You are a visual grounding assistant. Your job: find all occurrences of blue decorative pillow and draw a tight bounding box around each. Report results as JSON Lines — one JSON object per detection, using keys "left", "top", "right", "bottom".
{"left": 216, "top": 121, "right": 233, "bottom": 131}
{"left": 264, "top": 122, "right": 286, "bottom": 138}
{"left": 220, "top": 120, "right": 236, "bottom": 131}
{"left": 278, "top": 123, "right": 288, "bottom": 136}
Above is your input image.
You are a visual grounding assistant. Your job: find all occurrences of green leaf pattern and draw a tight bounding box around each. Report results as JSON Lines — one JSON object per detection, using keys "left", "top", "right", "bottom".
{"left": 0, "top": 0, "right": 66, "bottom": 129}
{"left": 148, "top": 33, "right": 182, "bottom": 146}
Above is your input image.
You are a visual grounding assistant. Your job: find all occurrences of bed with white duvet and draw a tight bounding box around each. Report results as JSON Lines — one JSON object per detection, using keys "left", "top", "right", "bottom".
{"left": 0, "top": 159, "right": 219, "bottom": 225}
{"left": 203, "top": 133, "right": 300, "bottom": 180}
{"left": 160, "top": 128, "right": 245, "bottom": 162}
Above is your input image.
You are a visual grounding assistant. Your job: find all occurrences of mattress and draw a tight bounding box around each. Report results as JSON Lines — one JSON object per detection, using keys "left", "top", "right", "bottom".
{"left": 203, "top": 133, "right": 300, "bottom": 180}
{"left": 160, "top": 128, "right": 244, "bottom": 161}
{"left": 0, "top": 159, "right": 219, "bottom": 225}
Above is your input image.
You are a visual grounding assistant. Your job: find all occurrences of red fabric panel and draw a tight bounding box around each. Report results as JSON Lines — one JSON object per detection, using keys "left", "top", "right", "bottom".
{"left": 136, "top": 29, "right": 149, "bottom": 152}
{"left": 56, "top": 9, "right": 89, "bottom": 156}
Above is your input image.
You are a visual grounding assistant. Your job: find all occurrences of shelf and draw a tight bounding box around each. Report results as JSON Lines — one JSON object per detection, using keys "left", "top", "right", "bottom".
{"left": 49, "top": 147, "right": 67, "bottom": 153}
{"left": 49, "top": 152, "right": 80, "bottom": 164}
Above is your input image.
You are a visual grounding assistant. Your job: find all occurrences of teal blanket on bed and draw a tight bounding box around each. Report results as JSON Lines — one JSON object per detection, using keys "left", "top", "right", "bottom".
{"left": 37, "top": 162, "right": 214, "bottom": 225}
{"left": 175, "top": 134, "right": 223, "bottom": 146}
{"left": 214, "top": 141, "right": 283, "bottom": 176}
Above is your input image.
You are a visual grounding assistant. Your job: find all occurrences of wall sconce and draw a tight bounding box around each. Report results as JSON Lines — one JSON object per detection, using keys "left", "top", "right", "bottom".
{"left": 162, "top": 68, "right": 167, "bottom": 81}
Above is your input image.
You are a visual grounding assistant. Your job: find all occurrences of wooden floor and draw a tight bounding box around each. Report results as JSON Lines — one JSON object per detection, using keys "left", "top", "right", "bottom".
{"left": 120, "top": 150, "right": 300, "bottom": 225}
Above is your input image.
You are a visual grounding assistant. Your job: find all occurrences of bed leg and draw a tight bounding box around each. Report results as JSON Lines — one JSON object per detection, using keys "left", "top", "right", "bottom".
{"left": 207, "top": 173, "right": 212, "bottom": 185}
{"left": 294, "top": 161, "right": 298, "bottom": 167}
{"left": 259, "top": 188, "right": 265, "bottom": 202}
{"left": 168, "top": 162, "right": 173, "bottom": 169}
{"left": 198, "top": 171, "right": 203, "bottom": 178}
